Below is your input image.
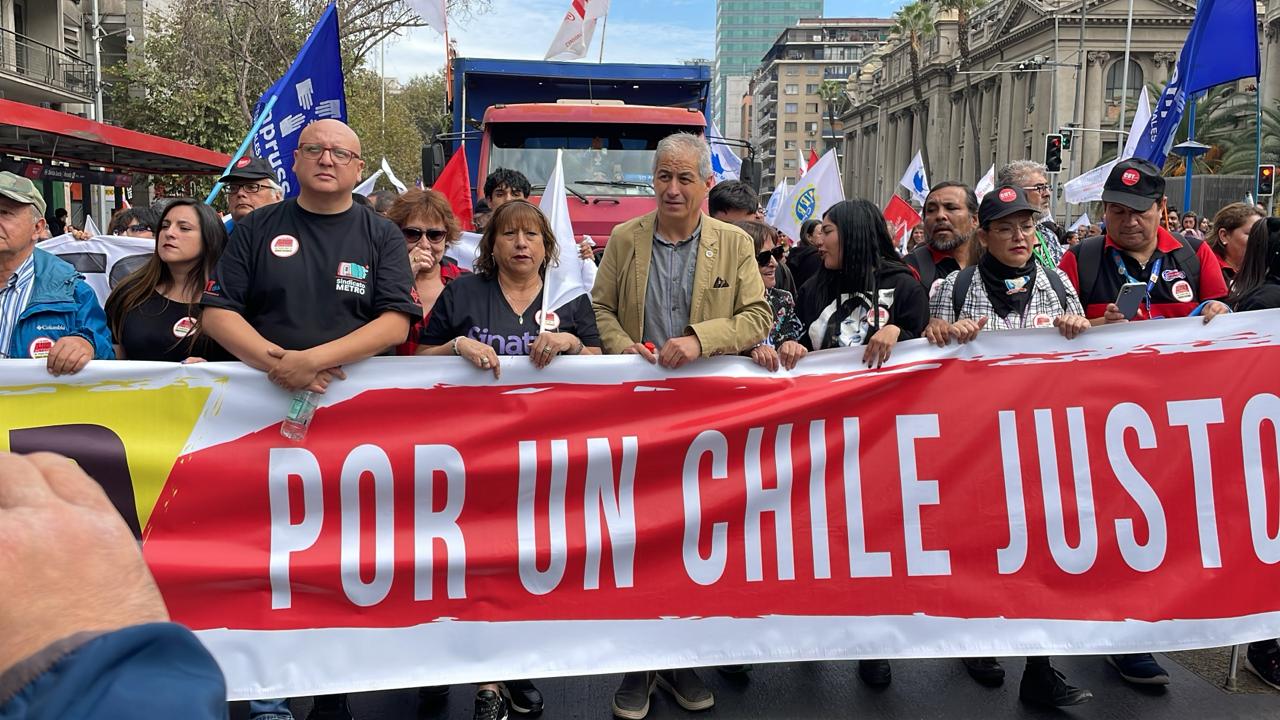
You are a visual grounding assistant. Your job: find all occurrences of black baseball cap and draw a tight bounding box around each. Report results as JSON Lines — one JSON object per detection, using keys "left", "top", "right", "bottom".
{"left": 1102, "top": 158, "right": 1164, "bottom": 211}
{"left": 978, "top": 185, "right": 1037, "bottom": 227}
{"left": 217, "top": 156, "right": 275, "bottom": 184}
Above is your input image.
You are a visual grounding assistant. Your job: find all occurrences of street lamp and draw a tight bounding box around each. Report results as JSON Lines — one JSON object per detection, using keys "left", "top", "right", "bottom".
{"left": 1172, "top": 140, "right": 1211, "bottom": 214}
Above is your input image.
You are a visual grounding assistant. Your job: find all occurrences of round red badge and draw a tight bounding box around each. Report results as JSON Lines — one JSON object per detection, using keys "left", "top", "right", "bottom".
{"left": 270, "top": 235, "right": 299, "bottom": 258}
{"left": 28, "top": 337, "right": 53, "bottom": 358}
{"left": 173, "top": 317, "right": 197, "bottom": 338}
{"left": 235, "top": 156, "right": 251, "bottom": 169}
{"left": 998, "top": 187, "right": 1017, "bottom": 202}
{"left": 1121, "top": 168, "right": 1141, "bottom": 187}
{"left": 1032, "top": 314, "right": 1053, "bottom": 328}
{"left": 876, "top": 306, "right": 891, "bottom": 325}
{"left": 535, "top": 309, "right": 561, "bottom": 331}
{"left": 1172, "top": 280, "right": 1194, "bottom": 302}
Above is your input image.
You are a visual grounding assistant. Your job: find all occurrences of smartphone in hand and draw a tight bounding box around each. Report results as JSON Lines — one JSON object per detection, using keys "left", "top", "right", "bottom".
{"left": 1115, "top": 281, "right": 1147, "bottom": 320}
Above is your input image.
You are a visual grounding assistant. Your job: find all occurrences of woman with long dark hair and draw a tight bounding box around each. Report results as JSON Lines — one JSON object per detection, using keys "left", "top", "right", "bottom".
{"left": 796, "top": 199, "right": 928, "bottom": 368}
{"left": 104, "top": 199, "right": 231, "bottom": 361}
{"left": 1227, "top": 217, "right": 1280, "bottom": 311}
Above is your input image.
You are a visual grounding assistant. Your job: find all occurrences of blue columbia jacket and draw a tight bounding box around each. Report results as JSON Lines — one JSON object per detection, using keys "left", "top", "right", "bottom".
{"left": 6, "top": 249, "right": 113, "bottom": 360}
{"left": 0, "top": 623, "right": 227, "bottom": 719}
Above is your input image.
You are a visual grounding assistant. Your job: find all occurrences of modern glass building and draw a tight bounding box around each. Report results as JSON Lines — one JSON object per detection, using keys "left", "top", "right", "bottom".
{"left": 715, "top": 0, "right": 822, "bottom": 137}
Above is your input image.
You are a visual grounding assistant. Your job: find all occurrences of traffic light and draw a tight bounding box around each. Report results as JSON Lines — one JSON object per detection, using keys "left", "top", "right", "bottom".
{"left": 1059, "top": 127, "right": 1073, "bottom": 151}
{"left": 1044, "top": 133, "right": 1063, "bottom": 173}
{"left": 1260, "top": 164, "right": 1275, "bottom": 197}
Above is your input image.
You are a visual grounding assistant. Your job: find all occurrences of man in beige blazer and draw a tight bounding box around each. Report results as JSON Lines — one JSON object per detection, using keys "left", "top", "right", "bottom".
{"left": 592, "top": 134, "right": 771, "bottom": 371}
{"left": 593, "top": 133, "right": 771, "bottom": 719}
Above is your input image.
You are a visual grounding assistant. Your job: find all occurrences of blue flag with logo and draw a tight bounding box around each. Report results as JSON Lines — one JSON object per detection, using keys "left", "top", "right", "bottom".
{"left": 251, "top": 3, "right": 345, "bottom": 197}
{"left": 1133, "top": 0, "right": 1258, "bottom": 167}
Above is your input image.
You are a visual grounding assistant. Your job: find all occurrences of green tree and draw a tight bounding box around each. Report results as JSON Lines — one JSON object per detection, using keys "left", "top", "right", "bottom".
{"left": 894, "top": 1, "right": 937, "bottom": 177}
{"left": 936, "top": 0, "right": 987, "bottom": 175}
{"left": 345, "top": 68, "right": 441, "bottom": 190}
{"left": 817, "top": 79, "right": 849, "bottom": 156}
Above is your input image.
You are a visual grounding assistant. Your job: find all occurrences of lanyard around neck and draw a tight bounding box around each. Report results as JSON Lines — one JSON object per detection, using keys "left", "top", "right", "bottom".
{"left": 1109, "top": 248, "right": 1164, "bottom": 319}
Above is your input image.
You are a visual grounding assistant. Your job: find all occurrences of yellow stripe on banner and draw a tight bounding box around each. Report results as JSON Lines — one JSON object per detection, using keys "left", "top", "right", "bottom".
{"left": 0, "top": 381, "right": 210, "bottom": 531}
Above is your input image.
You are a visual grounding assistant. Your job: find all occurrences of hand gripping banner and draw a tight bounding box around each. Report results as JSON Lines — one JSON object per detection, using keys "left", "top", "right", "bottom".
{"left": 3, "top": 312, "right": 1280, "bottom": 699}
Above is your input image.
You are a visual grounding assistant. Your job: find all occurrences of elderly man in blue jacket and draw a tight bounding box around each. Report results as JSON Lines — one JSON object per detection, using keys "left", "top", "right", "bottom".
{"left": 0, "top": 172, "right": 113, "bottom": 372}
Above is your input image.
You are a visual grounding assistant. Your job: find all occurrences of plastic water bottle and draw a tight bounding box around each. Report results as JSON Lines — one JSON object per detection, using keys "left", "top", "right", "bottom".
{"left": 280, "top": 390, "right": 318, "bottom": 442}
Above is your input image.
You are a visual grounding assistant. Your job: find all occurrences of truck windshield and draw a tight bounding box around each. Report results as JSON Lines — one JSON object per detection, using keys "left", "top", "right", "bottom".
{"left": 488, "top": 122, "right": 703, "bottom": 196}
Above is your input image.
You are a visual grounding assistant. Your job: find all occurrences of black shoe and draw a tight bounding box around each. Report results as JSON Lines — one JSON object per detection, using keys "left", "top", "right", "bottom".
{"left": 716, "top": 664, "right": 753, "bottom": 676}
{"left": 501, "top": 679, "right": 544, "bottom": 715}
{"left": 611, "top": 671, "right": 655, "bottom": 720}
{"left": 473, "top": 689, "right": 508, "bottom": 720}
{"left": 656, "top": 669, "right": 714, "bottom": 711}
{"left": 1246, "top": 640, "right": 1280, "bottom": 690}
{"left": 1107, "top": 653, "right": 1171, "bottom": 685}
{"left": 1020, "top": 663, "right": 1093, "bottom": 707}
{"left": 858, "top": 659, "right": 892, "bottom": 687}
{"left": 962, "top": 657, "right": 1006, "bottom": 687}
{"left": 305, "top": 695, "right": 353, "bottom": 720}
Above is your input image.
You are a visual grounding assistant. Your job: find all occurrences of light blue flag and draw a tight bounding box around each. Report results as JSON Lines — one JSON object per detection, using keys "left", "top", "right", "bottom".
{"left": 1133, "top": 0, "right": 1258, "bottom": 167}
{"left": 251, "top": 3, "right": 346, "bottom": 197}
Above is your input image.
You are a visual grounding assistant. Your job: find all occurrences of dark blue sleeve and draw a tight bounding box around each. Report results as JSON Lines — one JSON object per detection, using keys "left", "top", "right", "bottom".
{"left": 565, "top": 294, "right": 602, "bottom": 348}
{"left": 0, "top": 623, "right": 226, "bottom": 720}
{"left": 70, "top": 279, "right": 115, "bottom": 359}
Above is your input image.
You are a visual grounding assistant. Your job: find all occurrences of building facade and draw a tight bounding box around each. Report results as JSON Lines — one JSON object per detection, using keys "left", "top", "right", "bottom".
{"left": 839, "top": 0, "right": 1275, "bottom": 212}
{"left": 715, "top": 0, "right": 822, "bottom": 137}
{"left": 750, "top": 17, "right": 892, "bottom": 188}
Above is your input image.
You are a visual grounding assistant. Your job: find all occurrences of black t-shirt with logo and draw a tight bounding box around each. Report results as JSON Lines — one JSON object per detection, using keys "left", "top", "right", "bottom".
{"left": 421, "top": 272, "right": 602, "bottom": 354}
{"left": 202, "top": 199, "right": 420, "bottom": 350}
{"left": 116, "top": 291, "right": 233, "bottom": 362}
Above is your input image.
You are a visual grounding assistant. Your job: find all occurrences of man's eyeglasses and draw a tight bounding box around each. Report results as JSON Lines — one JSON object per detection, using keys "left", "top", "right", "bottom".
{"left": 756, "top": 245, "right": 786, "bottom": 266}
{"left": 1023, "top": 183, "right": 1051, "bottom": 194}
{"left": 403, "top": 227, "right": 448, "bottom": 245}
{"left": 223, "top": 183, "right": 271, "bottom": 195}
{"left": 298, "top": 144, "right": 361, "bottom": 165}
{"left": 124, "top": 223, "right": 153, "bottom": 234}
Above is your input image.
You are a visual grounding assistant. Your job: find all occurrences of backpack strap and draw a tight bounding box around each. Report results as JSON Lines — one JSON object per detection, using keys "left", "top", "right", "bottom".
{"left": 1168, "top": 234, "right": 1202, "bottom": 292}
{"left": 951, "top": 265, "right": 979, "bottom": 319}
{"left": 1071, "top": 235, "right": 1106, "bottom": 306}
{"left": 910, "top": 245, "right": 937, "bottom": 290}
{"left": 1042, "top": 266, "right": 1071, "bottom": 312}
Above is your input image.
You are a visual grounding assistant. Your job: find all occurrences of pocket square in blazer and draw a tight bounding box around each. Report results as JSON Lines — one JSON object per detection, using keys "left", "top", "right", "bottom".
{"left": 712, "top": 277, "right": 730, "bottom": 288}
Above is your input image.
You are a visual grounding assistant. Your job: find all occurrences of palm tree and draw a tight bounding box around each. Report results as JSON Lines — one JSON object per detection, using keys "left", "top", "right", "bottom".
{"left": 894, "top": 1, "right": 938, "bottom": 177}
{"left": 937, "top": 0, "right": 988, "bottom": 177}
{"left": 817, "top": 78, "right": 849, "bottom": 156}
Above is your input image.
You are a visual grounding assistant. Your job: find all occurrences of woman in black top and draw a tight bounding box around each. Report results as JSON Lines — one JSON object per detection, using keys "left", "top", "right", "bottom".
{"left": 796, "top": 199, "right": 928, "bottom": 367}
{"left": 419, "top": 200, "right": 602, "bottom": 378}
{"left": 105, "top": 199, "right": 231, "bottom": 362}
{"left": 1228, "top": 217, "right": 1280, "bottom": 312}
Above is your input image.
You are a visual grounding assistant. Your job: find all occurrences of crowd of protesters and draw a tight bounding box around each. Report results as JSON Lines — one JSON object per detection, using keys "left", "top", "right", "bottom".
{"left": 3, "top": 121, "right": 1280, "bottom": 720}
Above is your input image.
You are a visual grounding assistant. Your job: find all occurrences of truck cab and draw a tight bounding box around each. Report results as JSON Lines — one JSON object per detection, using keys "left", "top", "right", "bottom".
{"left": 478, "top": 101, "right": 707, "bottom": 251}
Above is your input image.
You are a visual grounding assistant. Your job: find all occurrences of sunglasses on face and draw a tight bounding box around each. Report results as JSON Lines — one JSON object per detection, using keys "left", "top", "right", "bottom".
{"left": 756, "top": 245, "right": 785, "bottom": 266}
{"left": 403, "top": 227, "right": 448, "bottom": 244}
{"left": 124, "top": 223, "right": 153, "bottom": 234}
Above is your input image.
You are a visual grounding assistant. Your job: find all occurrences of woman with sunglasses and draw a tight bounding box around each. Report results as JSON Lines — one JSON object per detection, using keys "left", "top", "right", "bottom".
{"left": 735, "top": 220, "right": 806, "bottom": 371}
{"left": 386, "top": 189, "right": 467, "bottom": 355}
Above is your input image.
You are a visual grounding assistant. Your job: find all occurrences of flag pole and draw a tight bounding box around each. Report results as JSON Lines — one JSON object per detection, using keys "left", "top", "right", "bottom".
{"left": 1257, "top": 74, "right": 1265, "bottom": 202}
{"left": 204, "top": 94, "right": 279, "bottom": 204}
{"left": 598, "top": 15, "right": 608, "bottom": 63}
{"left": 1182, "top": 95, "right": 1197, "bottom": 212}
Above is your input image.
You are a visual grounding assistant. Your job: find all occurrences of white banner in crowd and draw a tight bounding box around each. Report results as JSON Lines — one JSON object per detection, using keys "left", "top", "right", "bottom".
{"left": 974, "top": 164, "right": 996, "bottom": 202}
{"left": 354, "top": 169, "right": 384, "bottom": 197}
{"left": 775, "top": 149, "right": 843, "bottom": 241}
{"left": 1070, "top": 213, "right": 1093, "bottom": 232}
{"left": 381, "top": 157, "right": 408, "bottom": 195}
{"left": 899, "top": 151, "right": 929, "bottom": 206}
{"left": 41, "top": 234, "right": 156, "bottom": 305}
{"left": 1064, "top": 87, "right": 1152, "bottom": 205}
{"left": 446, "top": 231, "right": 481, "bottom": 271}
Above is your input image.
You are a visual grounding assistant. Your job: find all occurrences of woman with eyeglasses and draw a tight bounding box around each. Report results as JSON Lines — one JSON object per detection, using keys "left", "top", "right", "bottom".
{"left": 386, "top": 189, "right": 468, "bottom": 355}
{"left": 735, "top": 220, "right": 806, "bottom": 371}
{"left": 108, "top": 207, "right": 160, "bottom": 238}
{"left": 104, "top": 199, "right": 232, "bottom": 361}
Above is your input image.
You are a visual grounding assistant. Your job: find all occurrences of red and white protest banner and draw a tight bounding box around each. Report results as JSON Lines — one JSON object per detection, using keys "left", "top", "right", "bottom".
{"left": 4, "top": 312, "right": 1280, "bottom": 699}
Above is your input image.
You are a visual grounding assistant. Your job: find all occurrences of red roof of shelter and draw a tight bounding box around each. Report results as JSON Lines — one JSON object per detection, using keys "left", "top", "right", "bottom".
{"left": 0, "top": 99, "right": 231, "bottom": 175}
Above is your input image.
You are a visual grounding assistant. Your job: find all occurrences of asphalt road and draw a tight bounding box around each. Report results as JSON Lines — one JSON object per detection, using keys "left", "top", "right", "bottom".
{"left": 231, "top": 652, "right": 1280, "bottom": 720}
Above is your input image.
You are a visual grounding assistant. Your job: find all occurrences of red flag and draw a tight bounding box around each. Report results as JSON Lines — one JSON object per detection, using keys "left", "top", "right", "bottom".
{"left": 431, "top": 150, "right": 474, "bottom": 231}
{"left": 883, "top": 194, "right": 922, "bottom": 252}
{"left": 807, "top": 148, "right": 819, "bottom": 171}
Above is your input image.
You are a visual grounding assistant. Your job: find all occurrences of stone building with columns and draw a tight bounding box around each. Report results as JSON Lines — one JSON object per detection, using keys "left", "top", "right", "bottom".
{"left": 839, "top": 0, "right": 1279, "bottom": 208}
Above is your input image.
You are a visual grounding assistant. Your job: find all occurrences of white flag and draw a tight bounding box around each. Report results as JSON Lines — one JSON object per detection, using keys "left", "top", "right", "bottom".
{"left": 41, "top": 233, "right": 156, "bottom": 306}
{"left": 545, "top": 0, "right": 610, "bottom": 61}
{"left": 763, "top": 178, "right": 790, "bottom": 226}
{"left": 381, "top": 158, "right": 408, "bottom": 195}
{"left": 708, "top": 122, "right": 742, "bottom": 182}
{"left": 898, "top": 151, "right": 929, "bottom": 206}
{"left": 405, "top": 0, "right": 447, "bottom": 35}
{"left": 1069, "top": 213, "right": 1092, "bottom": 232}
{"left": 539, "top": 149, "right": 592, "bottom": 314}
{"left": 974, "top": 164, "right": 996, "bottom": 203}
{"left": 83, "top": 215, "right": 102, "bottom": 238}
{"left": 797, "top": 147, "right": 809, "bottom": 178}
{"left": 355, "top": 169, "right": 384, "bottom": 197}
{"left": 446, "top": 231, "right": 481, "bottom": 271}
{"left": 775, "top": 149, "right": 844, "bottom": 241}
{"left": 1063, "top": 87, "right": 1152, "bottom": 205}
